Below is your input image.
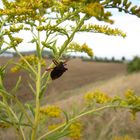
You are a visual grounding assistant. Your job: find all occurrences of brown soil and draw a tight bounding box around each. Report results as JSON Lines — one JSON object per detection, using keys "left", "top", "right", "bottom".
{"left": 0, "top": 57, "right": 127, "bottom": 102}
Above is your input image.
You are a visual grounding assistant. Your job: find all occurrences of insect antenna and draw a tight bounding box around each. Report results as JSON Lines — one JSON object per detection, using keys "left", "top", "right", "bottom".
{"left": 63, "top": 59, "right": 69, "bottom": 65}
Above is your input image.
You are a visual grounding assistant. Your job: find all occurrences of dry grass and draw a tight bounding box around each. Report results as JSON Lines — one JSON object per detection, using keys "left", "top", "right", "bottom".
{"left": 54, "top": 72, "right": 140, "bottom": 140}
{"left": 55, "top": 72, "right": 140, "bottom": 108}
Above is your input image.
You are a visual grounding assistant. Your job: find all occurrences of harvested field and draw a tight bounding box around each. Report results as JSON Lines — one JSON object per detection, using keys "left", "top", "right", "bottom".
{"left": 0, "top": 57, "right": 127, "bottom": 102}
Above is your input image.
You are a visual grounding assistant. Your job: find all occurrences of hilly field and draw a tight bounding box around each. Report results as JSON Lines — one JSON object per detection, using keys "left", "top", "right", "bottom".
{"left": 0, "top": 57, "right": 140, "bottom": 140}
{"left": 1, "top": 57, "right": 126, "bottom": 102}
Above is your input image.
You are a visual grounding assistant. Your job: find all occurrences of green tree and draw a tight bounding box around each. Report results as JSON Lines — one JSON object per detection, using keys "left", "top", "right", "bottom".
{"left": 0, "top": 0, "right": 140, "bottom": 140}
{"left": 127, "top": 56, "right": 140, "bottom": 73}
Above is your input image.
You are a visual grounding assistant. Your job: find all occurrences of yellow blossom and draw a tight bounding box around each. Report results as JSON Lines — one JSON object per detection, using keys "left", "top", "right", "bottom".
{"left": 68, "top": 121, "right": 82, "bottom": 140}
{"left": 68, "top": 42, "right": 93, "bottom": 57}
{"left": 84, "top": 90, "right": 111, "bottom": 104}
{"left": 112, "top": 135, "right": 135, "bottom": 140}
{"left": 40, "top": 105, "right": 62, "bottom": 118}
{"left": 48, "top": 124, "right": 61, "bottom": 131}
{"left": 11, "top": 55, "right": 46, "bottom": 72}
{"left": 24, "top": 55, "right": 46, "bottom": 67}
{"left": 61, "top": 0, "right": 83, "bottom": 5}
{"left": 81, "top": 43, "right": 93, "bottom": 57}
{"left": 84, "top": 2, "right": 104, "bottom": 18}
{"left": 124, "top": 89, "right": 135, "bottom": 99}
{"left": 124, "top": 89, "right": 140, "bottom": 120}
{"left": 11, "top": 66, "right": 20, "bottom": 73}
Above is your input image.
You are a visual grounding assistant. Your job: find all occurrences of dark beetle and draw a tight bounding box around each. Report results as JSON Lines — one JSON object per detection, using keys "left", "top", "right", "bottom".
{"left": 46, "top": 60, "right": 68, "bottom": 80}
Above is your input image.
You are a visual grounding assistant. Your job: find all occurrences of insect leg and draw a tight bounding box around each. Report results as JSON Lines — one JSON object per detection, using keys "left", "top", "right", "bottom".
{"left": 53, "top": 59, "right": 59, "bottom": 65}
{"left": 46, "top": 68, "right": 54, "bottom": 71}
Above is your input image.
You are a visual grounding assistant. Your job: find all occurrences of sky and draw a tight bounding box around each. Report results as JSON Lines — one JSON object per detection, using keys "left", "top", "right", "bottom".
{"left": 74, "top": 11, "right": 140, "bottom": 60}
{"left": 0, "top": 0, "right": 140, "bottom": 60}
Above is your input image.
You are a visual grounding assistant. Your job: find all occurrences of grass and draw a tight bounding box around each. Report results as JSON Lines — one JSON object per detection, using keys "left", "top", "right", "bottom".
{"left": 55, "top": 72, "right": 140, "bottom": 140}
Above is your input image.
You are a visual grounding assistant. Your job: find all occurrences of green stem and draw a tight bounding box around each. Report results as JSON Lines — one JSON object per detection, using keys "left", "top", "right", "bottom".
{"left": 37, "top": 21, "right": 42, "bottom": 59}
{"left": 59, "top": 15, "right": 87, "bottom": 57}
{"left": 13, "top": 96, "right": 33, "bottom": 125}
{"left": 31, "top": 59, "right": 41, "bottom": 140}
{"left": 14, "top": 48, "right": 37, "bottom": 75}
{"left": 0, "top": 87, "right": 26, "bottom": 140}
{"left": 9, "top": 108, "right": 26, "bottom": 140}
{"left": 31, "top": 20, "right": 42, "bottom": 140}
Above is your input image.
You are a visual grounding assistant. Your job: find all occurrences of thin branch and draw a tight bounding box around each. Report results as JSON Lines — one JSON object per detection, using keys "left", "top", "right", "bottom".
{"left": 14, "top": 48, "right": 37, "bottom": 75}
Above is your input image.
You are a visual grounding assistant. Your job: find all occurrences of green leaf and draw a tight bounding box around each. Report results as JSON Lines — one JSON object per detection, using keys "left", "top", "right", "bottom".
{"left": 45, "top": 130, "right": 70, "bottom": 140}
{"left": 125, "top": 2, "right": 132, "bottom": 9}
{"left": 11, "top": 76, "right": 21, "bottom": 95}
{"left": 62, "top": 111, "right": 69, "bottom": 124}
{"left": 39, "top": 85, "right": 46, "bottom": 99}
{"left": 130, "top": 6, "right": 137, "bottom": 14}
{"left": 18, "top": 112, "right": 24, "bottom": 128}
{"left": 25, "top": 103, "right": 35, "bottom": 118}
{"left": 0, "top": 89, "right": 12, "bottom": 98}
{"left": 123, "top": 0, "right": 128, "bottom": 6}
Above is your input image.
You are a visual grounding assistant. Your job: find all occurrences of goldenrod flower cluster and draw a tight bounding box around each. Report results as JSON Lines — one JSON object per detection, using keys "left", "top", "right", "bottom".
{"left": 48, "top": 124, "right": 61, "bottom": 131}
{"left": 10, "top": 37, "right": 23, "bottom": 47}
{"left": 11, "top": 66, "right": 20, "bottom": 73}
{"left": 113, "top": 135, "right": 135, "bottom": 140}
{"left": 68, "top": 42, "right": 93, "bottom": 57}
{"left": 37, "top": 24, "right": 67, "bottom": 36}
{"left": 84, "top": 3, "right": 104, "bottom": 18}
{"left": 10, "top": 24, "right": 24, "bottom": 33}
{"left": 80, "top": 24, "right": 126, "bottom": 38}
{"left": 124, "top": 89, "right": 140, "bottom": 119}
{"left": 11, "top": 55, "right": 46, "bottom": 72}
{"left": 68, "top": 121, "right": 82, "bottom": 139}
{"left": 0, "top": 0, "right": 54, "bottom": 22}
{"left": 82, "top": 2, "right": 113, "bottom": 23}
{"left": 81, "top": 43, "right": 93, "bottom": 58}
{"left": 84, "top": 90, "right": 111, "bottom": 104}
{"left": 61, "top": 0, "right": 83, "bottom": 5}
{"left": 0, "top": 8, "right": 34, "bottom": 16}
{"left": 40, "top": 105, "right": 62, "bottom": 118}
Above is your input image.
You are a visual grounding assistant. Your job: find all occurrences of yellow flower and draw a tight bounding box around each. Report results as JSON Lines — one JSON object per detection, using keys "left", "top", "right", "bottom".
{"left": 124, "top": 89, "right": 140, "bottom": 120}
{"left": 84, "top": 90, "right": 111, "bottom": 104}
{"left": 48, "top": 124, "right": 61, "bottom": 131}
{"left": 61, "top": 0, "right": 83, "bottom": 5}
{"left": 68, "top": 121, "right": 82, "bottom": 140}
{"left": 81, "top": 43, "right": 93, "bottom": 57}
{"left": 11, "top": 66, "right": 20, "bottom": 73}
{"left": 84, "top": 2, "right": 104, "bottom": 18}
{"left": 124, "top": 89, "right": 135, "bottom": 99}
{"left": 40, "top": 105, "right": 62, "bottom": 118}
{"left": 11, "top": 55, "right": 46, "bottom": 72}
{"left": 112, "top": 135, "right": 135, "bottom": 140}
{"left": 68, "top": 42, "right": 93, "bottom": 58}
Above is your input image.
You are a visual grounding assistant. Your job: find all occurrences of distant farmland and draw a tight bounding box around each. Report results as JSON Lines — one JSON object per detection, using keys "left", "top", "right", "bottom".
{"left": 0, "top": 57, "right": 126, "bottom": 102}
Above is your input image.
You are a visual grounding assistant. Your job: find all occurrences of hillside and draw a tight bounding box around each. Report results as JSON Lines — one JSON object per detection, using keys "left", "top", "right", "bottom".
{"left": 0, "top": 57, "right": 126, "bottom": 102}
{"left": 55, "top": 72, "right": 140, "bottom": 140}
